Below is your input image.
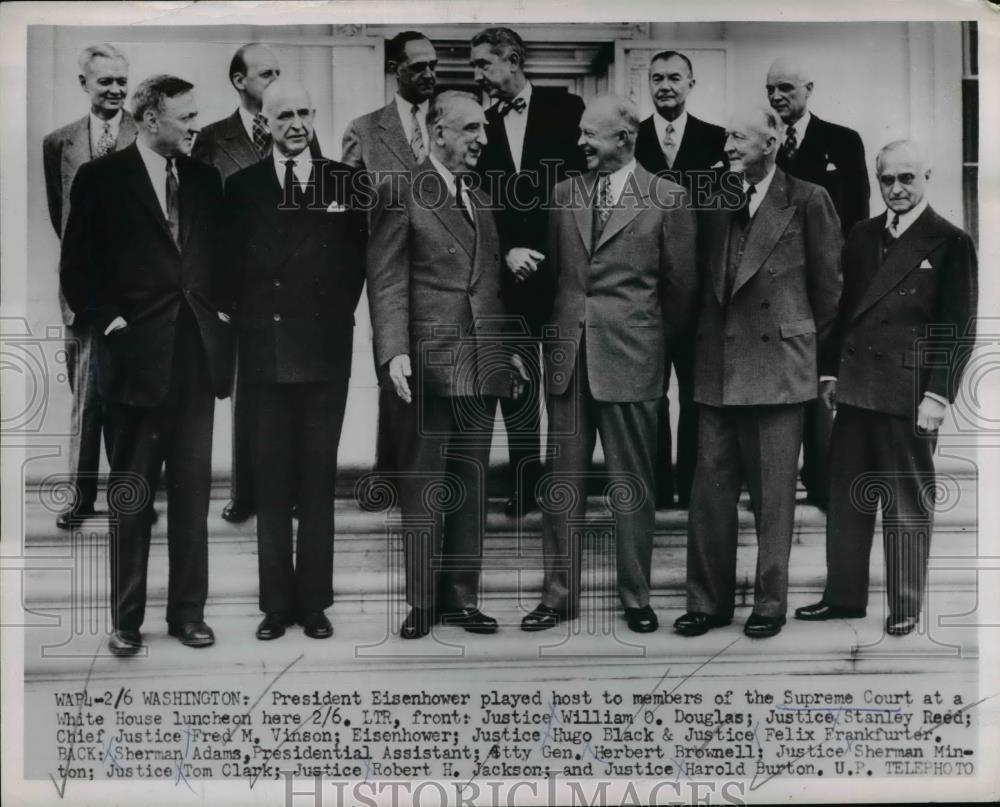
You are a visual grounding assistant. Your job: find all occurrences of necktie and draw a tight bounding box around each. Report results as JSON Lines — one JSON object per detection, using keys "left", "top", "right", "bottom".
{"left": 881, "top": 212, "right": 900, "bottom": 259}
{"left": 736, "top": 183, "right": 756, "bottom": 227}
{"left": 782, "top": 125, "right": 798, "bottom": 162}
{"left": 410, "top": 104, "right": 426, "bottom": 163}
{"left": 165, "top": 157, "right": 180, "bottom": 246}
{"left": 95, "top": 122, "right": 115, "bottom": 157}
{"left": 592, "top": 175, "right": 612, "bottom": 251}
{"left": 455, "top": 174, "right": 474, "bottom": 226}
{"left": 662, "top": 123, "right": 677, "bottom": 168}
{"left": 252, "top": 114, "right": 271, "bottom": 160}
{"left": 498, "top": 97, "right": 527, "bottom": 118}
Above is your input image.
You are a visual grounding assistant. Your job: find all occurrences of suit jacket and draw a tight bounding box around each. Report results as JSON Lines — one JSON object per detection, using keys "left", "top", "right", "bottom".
{"left": 366, "top": 162, "right": 510, "bottom": 399}
{"left": 634, "top": 113, "right": 727, "bottom": 204}
{"left": 224, "top": 157, "right": 368, "bottom": 385}
{"left": 694, "top": 168, "right": 843, "bottom": 407}
{"left": 832, "top": 206, "right": 978, "bottom": 417}
{"left": 60, "top": 144, "right": 233, "bottom": 407}
{"left": 192, "top": 109, "right": 322, "bottom": 182}
{"left": 43, "top": 111, "right": 138, "bottom": 325}
{"left": 341, "top": 99, "right": 420, "bottom": 177}
{"left": 476, "top": 87, "right": 586, "bottom": 325}
{"left": 544, "top": 164, "right": 698, "bottom": 403}
{"left": 776, "top": 113, "right": 869, "bottom": 238}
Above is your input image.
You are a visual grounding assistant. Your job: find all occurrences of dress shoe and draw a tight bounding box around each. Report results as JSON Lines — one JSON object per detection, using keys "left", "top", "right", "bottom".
{"left": 256, "top": 613, "right": 294, "bottom": 640}
{"left": 220, "top": 500, "right": 254, "bottom": 523}
{"left": 886, "top": 615, "right": 918, "bottom": 636}
{"left": 439, "top": 607, "right": 498, "bottom": 634}
{"left": 743, "top": 613, "right": 786, "bottom": 638}
{"left": 673, "top": 611, "right": 732, "bottom": 636}
{"left": 300, "top": 611, "right": 333, "bottom": 639}
{"left": 521, "top": 604, "right": 575, "bottom": 632}
{"left": 795, "top": 601, "right": 866, "bottom": 621}
{"left": 400, "top": 607, "right": 436, "bottom": 639}
{"left": 168, "top": 620, "right": 215, "bottom": 647}
{"left": 55, "top": 505, "right": 101, "bottom": 530}
{"left": 108, "top": 629, "right": 142, "bottom": 657}
{"left": 624, "top": 605, "right": 659, "bottom": 633}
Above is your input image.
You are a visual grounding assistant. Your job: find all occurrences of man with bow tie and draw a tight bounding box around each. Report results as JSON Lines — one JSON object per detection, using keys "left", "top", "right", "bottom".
{"left": 471, "top": 26, "right": 586, "bottom": 519}
{"left": 521, "top": 95, "right": 697, "bottom": 634}
{"left": 193, "top": 43, "right": 322, "bottom": 526}
{"left": 43, "top": 43, "right": 138, "bottom": 530}
{"left": 766, "top": 57, "right": 870, "bottom": 513}
{"left": 675, "top": 106, "right": 842, "bottom": 640}
{"left": 224, "top": 79, "right": 367, "bottom": 641}
{"left": 796, "top": 140, "right": 977, "bottom": 637}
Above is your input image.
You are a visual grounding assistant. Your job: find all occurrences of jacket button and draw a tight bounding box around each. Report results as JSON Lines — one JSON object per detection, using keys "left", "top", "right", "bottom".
{"left": 761, "top": 301, "right": 770, "bottom": 309}
{"left": 273, "top": 314, "right": 281, "bottom": 322}
{"left": 448, "top": 247, "right": 456, "bottom": 254}
{"left": 898, "top": 288, "right": 907, "bottom": 295}
{"left": 274, "top": 280, "right": 281, "bottom": 288}
{"left": 761, "top": 334, "right": 770, "bottom": 342}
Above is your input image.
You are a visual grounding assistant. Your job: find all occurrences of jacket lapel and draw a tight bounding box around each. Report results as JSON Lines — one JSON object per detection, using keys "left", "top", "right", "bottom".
{"left": 851, "top": 206, "right": 946, "bottom": 321}
{"left": 124, "top": 144, "right": 178, "bottom": 252}
{"left": 731, "top": 169, "right": 795, "bottom": 298}
{"left": 378, "top": 102, "right": 418, "bottom": 170}
{"left": 177, "top": 157, "right": 201, "bottom": 251}
{"left": 594, "top": 165, "right": 651, "bottom": 252}
{"left": 62, "top": 116, "right": 92, "bottom": 175}
{"left": 709, "top": 209, "right": 731, "bottom": 305}
{"left": 415, "top": 163, "right": 475, "bottom": 258}
{"left": 215, "top": 109, "right": 259, "bottom": 169}
{"left": 571, "top": 173, "right": 595, "bottom": 258}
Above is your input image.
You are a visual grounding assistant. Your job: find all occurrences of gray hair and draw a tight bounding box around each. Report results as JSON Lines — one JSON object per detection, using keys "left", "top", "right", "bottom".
{"left": 471, "top": 27, "right": 527, "bottom": 68}
{"left": 132, "top": 74, "right": 194, "bottom": 121}
{"left": 78, "top": 43, "right": 127, "bottom": 74}
{"left": 426, "top": 90, "right": 480, "bottom": 130}
{"left": 875, "top": 139, "right": 931, "bottom": 172}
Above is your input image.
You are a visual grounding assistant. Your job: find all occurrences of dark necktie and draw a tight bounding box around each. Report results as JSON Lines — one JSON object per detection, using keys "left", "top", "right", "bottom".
{"left": 455, "top": 174, "right": 474, "bottom": 226}
{"left": 591, "top": 175, "right": 612, "bottom": 251}
{"left": 498, "top": 97, "right": 527, "bottom": 118}
{"left": 165, "top": 156, "right": 180, "bottom": 246}
{"left": 252, "top": 114, "right": 271, "bottom": 160}
{"left": 782, "top": 125, "right": 798, "bottom": 162}
{"left": 881, "top": 212, "right": 900, "bottom": 259}
{"left": 736, "top": 182, "right": 757, "bottom": 227}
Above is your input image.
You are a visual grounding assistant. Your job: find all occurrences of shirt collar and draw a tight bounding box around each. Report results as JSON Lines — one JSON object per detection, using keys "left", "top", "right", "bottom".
{"left": 428, "top": 153, "right": 460, "bottom": 194}
{"left": 136, "top": 136, "right": 171, "bottom": 174}
{"left": 653, "top": 109, "right": 687, "bottom": 144}
{"left": 395, "top": 94, "right": 429, "bottom": 122}
{"left": 888, "top": 197, "right": 928, "bottom": 237}
{"left": 744, "top": 164, "right": 776, "bottom": 207}
{"left": 788, "top": 110, "right": 811, "bottom": 144}
{"left": 272, "top": 146, "right": 312, "bottom": 184}
{"left": 599, "top": 158, "right": 637, "bottom": 205}
{"left": 90, "top": 109, "right": 122, "bottom": 136}
{"left": 238, "top": 106, "right": 263, "bottom": 141}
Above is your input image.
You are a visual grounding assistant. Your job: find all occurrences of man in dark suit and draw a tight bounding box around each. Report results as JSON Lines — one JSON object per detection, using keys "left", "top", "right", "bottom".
{"left": 471, "top": 26, "right": 586, "bottom": 519}
{"left": 341, "top": 31, "right": 438, "bottom": 510}
{"left": 796, "top": 140, "right": 978, "bottom": 636}
{"left": 61, "top": 75, "right": 233, "bottom": 656}
{"left": 521, "top": 95, "right": 698, "bottom": 634}
{"left": 193, "top": 42, "right": 321, "bottom": 525}
{"left": 225, "top": 80, "right": 367, "bottom": 641}
{"left": 43, "top": 43, "right": 138, "bottom": 530}
{"left": 767, "top": 57, "right": 870, "bottom": 511}
{"left": 634, "top": 49, "right": 727, "bottom": 510}
{"left": 675, "top": 106, "right": 842, "bottom": 639}
{"left": 367, "top": 91, "right": 522, "bottom": 639}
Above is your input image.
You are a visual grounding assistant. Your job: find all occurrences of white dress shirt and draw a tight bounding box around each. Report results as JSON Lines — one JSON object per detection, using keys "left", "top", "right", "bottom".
{"left": 89, "top": 109, "right": 122, "bottom": 154}
{"left": 887, "top": 197, "right": 929, "bottom": 238}
{"left": 502, "top": 81, "right": 533, "bottom": 173}
{"left": 238, "top": 105, "right": 260, "bottom": 142}
{"left": 601, "top": 158, "right": 638, "bottom": 206}
{"left": 652, "top": 109, "right": 688, "bottom": 159}
{"left": 786, "top": 110, "right": 811, "bottom": 148}
{"left": 429, "top": 154, "right": 475, "bottom": 221}
{"left": 395, "top": 94, "right": 429, "bottom": 155}
{"left": 744, "top": 165, "right": 776, "bottom": 218}
{"left": 135, "top": 136, "right": 176, "bottom": 217}
{"left": 273, "top": 147, "right": 313, "bottom": 191}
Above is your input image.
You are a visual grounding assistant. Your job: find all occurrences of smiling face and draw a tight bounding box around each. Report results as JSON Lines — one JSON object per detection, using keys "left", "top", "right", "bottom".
{"left": 432, "top": 96, "right": 487, "bottom": 173}
{"left": 724, "top": 113, "right": 776, "bottom": 180}
{"left": 648, "top": 55, "right": 695, "bottom": 119}
{"left": 393, "top": 38, "right": 438, "bottom": 104}
{"left": 263, "top": 82, "right": 314, "bottom": 157}
{"left": 577, "top": 100, "right": 630, "bottom": 173}
{"left": 877, "top": 146, "right": 931, "bottom": 214}
{"left": 79, "top": 56, "right": 128, "bottom": 119}
{"left": 146, "top": 91, "right": 199, "bottom": 156}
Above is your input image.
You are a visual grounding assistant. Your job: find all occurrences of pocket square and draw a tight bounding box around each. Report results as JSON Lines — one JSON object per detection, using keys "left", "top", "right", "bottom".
{"left": 710, "top": 160, "right": 725, "bottom": 169}
{"left": 919, "top": 259, "right": 933, "bottom": 269}
{"left": 325, "top": 201, "right": 347, "bottom": 213}
{"left": 825, "top": 162, "right": 838, "bottom": 172}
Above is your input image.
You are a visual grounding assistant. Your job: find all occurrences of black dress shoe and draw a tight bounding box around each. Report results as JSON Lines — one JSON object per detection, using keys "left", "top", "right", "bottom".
{"left": 744, "top": 613, "right": 786, "bottom": 638}
{"left": 256, "top": 613, "right": 294, "bottom": 640}
{"left": 108, "top": 629, "right": 142, "bottom": 657}
{"left": 439, "top": 607, "right": 498, "bottom": 634}
{"left": 886, "top": 615, "right": 918, "bottom": 636}
{"left": 520, "top": 604, "right": 575, "bottom": 632}
{"left": 401, "top": 607, "right": 435, "bottom": 639}
{"left": 168, "top": 620, "right": 215, "bottom": 647}
{"left": 55, "top": 505, "right": 101, "bottom": 530}
{"left": 795, "top": 601, "right": 866, "bottom": 621}
{"left": 300, "top": 611, "right": 333, "bottom": 639}
{"left": 673, "top": 611, "right": 732, "bottom": 636}
{"left": 221, "top": 500, "right": 254, "bottom": 523}
{"left": 624, "top": 605, "right": 659, "bottom": 633}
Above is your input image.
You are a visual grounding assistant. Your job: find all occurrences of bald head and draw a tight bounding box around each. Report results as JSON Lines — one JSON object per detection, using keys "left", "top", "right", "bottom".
{"left": 578, "top": 94, "right": 639, "bottom": 172}
{"left": 765, "top": 57, "right": 813, "bottom": 124}
{"left": 262, "top": 79, "right": 314, "bottom": 156}
{"left": 876, "top": 139, "right": 932, "bottom": 214}
{"left": 230, "top": 43, "right": 280, "bottom": 110}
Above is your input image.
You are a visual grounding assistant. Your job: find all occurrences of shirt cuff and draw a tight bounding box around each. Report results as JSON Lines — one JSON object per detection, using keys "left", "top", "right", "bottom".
{"left": 923, "top": 391, "right": 948, "bottom": 406}
{"left": 819, "top": 376, "right": 837, "bottom": 382}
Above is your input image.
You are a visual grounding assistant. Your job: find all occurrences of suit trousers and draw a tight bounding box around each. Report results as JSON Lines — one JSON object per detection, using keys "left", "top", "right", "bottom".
{"left": 388, "top": 391, "right": 496, "bottom": 610}
{"left": 800, "top": 400, "right": 834, "bottom": 505}
{"left": 227, "top": 356, "right": 256, "bottom": 509}
{"left": 498, "top": 333, "right": 544, "bottom": 497}
{"left": 655, "top": 325, "right": 698, "bottom": 507}
{"left": 686, "top": 403, "right": 804, "bottom": 618}
{"left": 104, "top": 310, "right": 214, "bottom": 630}
{"left": 246, "top": 380, "right": 348, "bottom": 616}
{"left": 65, "top": 320, "right": 109, "bottom": 509}
{"left": 823, "top": 404, "right": 937, "bottom": 618}
{"left": 541, "top": 341, "right": 659, "bottom": 611}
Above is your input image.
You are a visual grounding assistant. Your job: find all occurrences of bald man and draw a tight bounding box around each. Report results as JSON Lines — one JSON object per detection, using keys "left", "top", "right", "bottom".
{"left": 223, "top": 80, "right": 367, "bottom": 640}
{"left": 796, "top": 141, "right": 977, "bottom": 636}
{"left": 522, "top": 95, "right": 697, "bottom": 634}
{"left": 766, "top": 57, "right": 869, "bottom": 512}
{"left": 194, "top": 43, "right": 323, "bottom": 525}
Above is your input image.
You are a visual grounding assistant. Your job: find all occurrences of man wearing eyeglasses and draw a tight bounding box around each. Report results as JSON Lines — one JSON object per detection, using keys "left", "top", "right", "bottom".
{"left": 795, "top": 140, "right": 978, "bottom": 637}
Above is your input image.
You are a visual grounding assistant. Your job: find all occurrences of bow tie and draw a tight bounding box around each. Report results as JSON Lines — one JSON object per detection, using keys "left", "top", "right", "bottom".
{"left": 498, "top": 97, "right": 527, "bottom": 117}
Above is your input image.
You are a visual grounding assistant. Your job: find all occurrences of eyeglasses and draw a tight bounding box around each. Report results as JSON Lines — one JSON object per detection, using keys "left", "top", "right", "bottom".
{"left": 878, "top": 172, "right": 917, "bottom": 187}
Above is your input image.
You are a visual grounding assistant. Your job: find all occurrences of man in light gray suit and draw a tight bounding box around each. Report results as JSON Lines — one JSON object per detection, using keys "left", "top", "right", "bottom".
{"left": 342, "top": 31, "right": 438, "bottom": 509}
{"left": 43, "top": 43, "right": 137, "bottom": 530}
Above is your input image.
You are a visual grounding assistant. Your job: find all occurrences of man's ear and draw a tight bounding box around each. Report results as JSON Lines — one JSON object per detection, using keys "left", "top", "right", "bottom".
{"left": 78, "top": 74, "right": 87, "bottom": 91}
{"left": 231, "top": 73, "right": 246, "bottom": 94}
